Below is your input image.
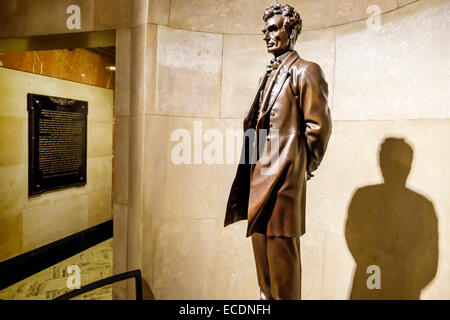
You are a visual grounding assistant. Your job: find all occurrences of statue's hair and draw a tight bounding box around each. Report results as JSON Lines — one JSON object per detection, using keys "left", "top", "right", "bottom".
{"left": 263, "top": 4, "right": 302, "bottom": 45}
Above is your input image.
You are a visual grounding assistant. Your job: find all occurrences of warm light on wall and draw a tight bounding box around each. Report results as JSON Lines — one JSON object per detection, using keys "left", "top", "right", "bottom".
{"left": 106, "top": 66, "right": 116, "bottom": 71}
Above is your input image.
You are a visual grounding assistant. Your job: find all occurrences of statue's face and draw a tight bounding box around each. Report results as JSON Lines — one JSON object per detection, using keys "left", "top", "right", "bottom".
{"left": 262, "top": 14, "right": 291, "bottom": 57}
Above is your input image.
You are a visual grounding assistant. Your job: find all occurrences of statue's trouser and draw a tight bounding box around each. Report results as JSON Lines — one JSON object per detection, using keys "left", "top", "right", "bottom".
{"left": 251, "top": 233, "right": 301, "bottom": 300}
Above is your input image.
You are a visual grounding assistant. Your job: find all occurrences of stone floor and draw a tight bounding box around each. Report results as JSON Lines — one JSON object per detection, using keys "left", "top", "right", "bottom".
{"left": 0, "top": 239, "right": 113, "bottom": 300}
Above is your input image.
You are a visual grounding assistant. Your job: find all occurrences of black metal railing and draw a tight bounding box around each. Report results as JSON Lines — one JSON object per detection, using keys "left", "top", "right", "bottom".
{"left": 54, "top": 269, "right": 143, "bottom": 300}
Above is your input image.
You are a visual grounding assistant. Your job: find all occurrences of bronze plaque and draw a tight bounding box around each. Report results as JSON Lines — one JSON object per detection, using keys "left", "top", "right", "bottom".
{"left": 28, "top": 93, "right": 87, "bottom": 195}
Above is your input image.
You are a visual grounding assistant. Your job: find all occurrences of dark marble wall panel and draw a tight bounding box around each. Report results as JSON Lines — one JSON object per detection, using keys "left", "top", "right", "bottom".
{"left": 0, "top": 48, "right": 115, "bottom": 89}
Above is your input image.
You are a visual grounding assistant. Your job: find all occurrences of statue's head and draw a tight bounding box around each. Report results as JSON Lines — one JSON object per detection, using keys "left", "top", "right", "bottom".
{"left": 262, "top": 4, "right": 302, "bottom": 57}
{"left": 379, "top": 137, "right": 413, "bottom": 186}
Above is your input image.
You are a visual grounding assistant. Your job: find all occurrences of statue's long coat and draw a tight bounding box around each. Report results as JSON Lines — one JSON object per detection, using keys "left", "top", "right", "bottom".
{"left": 224, "top": 50, "right": 332, "bottom": 238}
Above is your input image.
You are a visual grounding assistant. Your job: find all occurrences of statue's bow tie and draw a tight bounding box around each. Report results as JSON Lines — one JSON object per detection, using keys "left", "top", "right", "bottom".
{"left": 266, "top": 58, "right": 281, "bottom": 72}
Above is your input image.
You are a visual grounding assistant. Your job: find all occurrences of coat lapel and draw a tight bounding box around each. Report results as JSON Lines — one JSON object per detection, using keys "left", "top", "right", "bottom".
{"left": 258, "top": 51, "right": 300, "bottom": 123}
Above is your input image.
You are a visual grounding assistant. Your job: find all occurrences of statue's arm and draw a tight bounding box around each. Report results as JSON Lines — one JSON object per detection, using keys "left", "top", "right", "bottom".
{"left": 299, "top": 62, "right": 332, "bottom": 177}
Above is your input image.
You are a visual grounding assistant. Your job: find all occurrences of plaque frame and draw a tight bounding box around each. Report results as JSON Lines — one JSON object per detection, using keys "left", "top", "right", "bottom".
{"left": 28, "top": 93, "right": 88, "bottom": 195}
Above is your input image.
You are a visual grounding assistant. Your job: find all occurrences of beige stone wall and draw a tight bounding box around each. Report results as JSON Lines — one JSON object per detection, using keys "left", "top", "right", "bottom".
{"left": 121, "top": 0, "right": 450, "bottom": 300}
{"left": 0, "top": 67, "right": 113, "bottom": 262}
{"left": 0, "top": 0, "right": 422, "bottom": 39}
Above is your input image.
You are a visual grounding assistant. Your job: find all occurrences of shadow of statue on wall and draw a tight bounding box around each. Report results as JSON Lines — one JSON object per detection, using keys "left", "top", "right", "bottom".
{"left": 345, "top": 137, "right": 439, "bottom": 299}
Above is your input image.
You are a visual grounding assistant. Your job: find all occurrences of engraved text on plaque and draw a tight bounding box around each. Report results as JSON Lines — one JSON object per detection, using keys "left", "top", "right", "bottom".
{"left": 28, "top": 93, "right": 88, "bottom": 195}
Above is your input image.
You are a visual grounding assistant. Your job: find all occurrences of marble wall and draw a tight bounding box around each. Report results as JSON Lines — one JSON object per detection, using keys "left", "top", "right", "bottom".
{"left": 0, "top": 49, "right": 115, "bottom": 89}
{"left": 0, "top": 0, "right": 423, "bottom": 39}
{"left": 0, "top": 66, "right": 113, "bottom": 262}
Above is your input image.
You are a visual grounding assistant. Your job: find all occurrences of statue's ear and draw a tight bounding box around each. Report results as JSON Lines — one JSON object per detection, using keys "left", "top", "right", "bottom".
{"left": 289, "top": 29, "right": 296, "bottom": 40}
